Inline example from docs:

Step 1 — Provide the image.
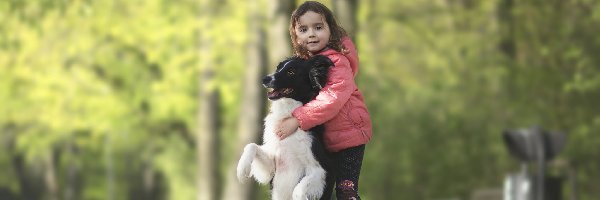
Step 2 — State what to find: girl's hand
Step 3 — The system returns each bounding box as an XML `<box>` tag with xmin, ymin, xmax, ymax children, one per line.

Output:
<box><xmin>276</xmin><ymin>117</ymin><xmax>300</xmax><ymax>140</ymax></box>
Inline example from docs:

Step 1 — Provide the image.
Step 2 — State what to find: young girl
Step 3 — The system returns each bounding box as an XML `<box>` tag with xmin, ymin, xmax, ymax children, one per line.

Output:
<box><xmin>275</xmin><ymin>1</ymin><xmax>372</xmax><ymax>199</ymax></box>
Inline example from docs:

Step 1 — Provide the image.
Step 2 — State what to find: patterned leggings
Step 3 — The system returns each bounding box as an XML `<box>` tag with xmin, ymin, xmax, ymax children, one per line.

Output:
<box><xmin>332</xmin><ymin>144</ymin><xmax>365</xmax><ymax>200</ymax></box>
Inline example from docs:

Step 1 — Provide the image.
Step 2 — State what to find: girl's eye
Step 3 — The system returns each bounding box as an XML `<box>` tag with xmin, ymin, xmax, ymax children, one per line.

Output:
<box><xmin>316</xmin><ymin>26</ymin><xmax>322</xmax><ymax>30</ymax></box>
<box><xmin>299</xmin><ymin>28</ymin><xmax>307</xmax><ymax>32</ymax></box>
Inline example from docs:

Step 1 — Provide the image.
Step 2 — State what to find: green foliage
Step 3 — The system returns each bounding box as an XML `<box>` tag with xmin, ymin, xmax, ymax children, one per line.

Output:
<box><xmin>1</xmin><ymin>0</ymin><xmax>599</xmax><ymax>199</ymax></box>
<box><xmin>357</xmin><ymin>0</ymin><xmax>600</xmax><ymax>199</ymax></box>
<box><xmin>1</xmin><ymin>0</ymin><xmax>201</xmax><ymax>199</ymax></box>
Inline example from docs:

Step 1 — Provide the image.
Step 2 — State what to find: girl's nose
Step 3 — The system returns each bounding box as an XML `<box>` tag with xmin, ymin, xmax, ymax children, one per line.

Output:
<box><xmin>308</xmin><ymin>29</ymin><xmax>315</xmax><ymax>37</ymax></box>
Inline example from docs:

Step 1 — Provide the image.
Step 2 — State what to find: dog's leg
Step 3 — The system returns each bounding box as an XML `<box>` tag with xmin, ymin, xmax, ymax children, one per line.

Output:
<box><xmin>273</xmin><ymin>166</ymin><xmax>303</xmax><ymax>200</ymax></box>
<box><xmin>250</xmin><ymin>145</ymin><xmax>275</xmax><ymax>184</ymax></box>
<box><xmin>236</xmin><ymin>143</ymin><xmax>258</xmax><ymax>183</ymax></box>
<box><xmin>237</xmin><ymin>143</ymin><xmax>276</xmax><ymax>184</ymax></box>
<box><xmin>293</xmin><ymin>165</ymin><xmax>326</xmax><ymax>200</ymax></box>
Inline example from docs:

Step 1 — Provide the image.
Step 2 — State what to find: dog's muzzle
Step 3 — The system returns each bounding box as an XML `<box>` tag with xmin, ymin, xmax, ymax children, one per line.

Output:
<box><xmin>262</xmin><ymin>75</ymin><xmax>275</xmax><ymax>88</ymax></box>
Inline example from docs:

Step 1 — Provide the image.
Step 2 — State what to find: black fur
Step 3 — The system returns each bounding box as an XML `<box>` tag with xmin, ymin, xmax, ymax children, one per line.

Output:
<box><xmin>262</xmin><ymin>55</ymin><xmax>333</xmax><ymax>104</ymax></box>
<box><xmin>262</xmin><ymin>55</ymin><xmax>335</xmax><ymax>200</ymax></box>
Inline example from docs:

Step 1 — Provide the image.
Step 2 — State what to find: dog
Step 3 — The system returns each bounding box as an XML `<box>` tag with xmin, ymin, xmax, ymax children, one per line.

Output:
<box><xmin>236</xmin><ymin>55</ymin><xmax>335</xmax><ymax>200</ymax></box>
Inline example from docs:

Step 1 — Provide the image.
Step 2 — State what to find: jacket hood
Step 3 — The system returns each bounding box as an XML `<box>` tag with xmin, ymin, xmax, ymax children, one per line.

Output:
<box><xmin>319</xmin><ymin>37</ymin><xmax>359</xmax><ymax>77</ymax></box>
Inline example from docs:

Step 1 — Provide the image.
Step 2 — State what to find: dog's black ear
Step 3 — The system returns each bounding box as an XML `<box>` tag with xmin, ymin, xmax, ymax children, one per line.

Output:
<box><xmin>308</xmin><ymin>55</ymin><xmax>333</xmax><ymax>90</ymax></box>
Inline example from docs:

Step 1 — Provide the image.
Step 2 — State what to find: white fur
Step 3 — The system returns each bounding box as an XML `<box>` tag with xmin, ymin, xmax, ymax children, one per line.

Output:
<box><xmin>237</xmin><ymin>98</ymin><xmax>326</xmax><ymax>200</ymax></box>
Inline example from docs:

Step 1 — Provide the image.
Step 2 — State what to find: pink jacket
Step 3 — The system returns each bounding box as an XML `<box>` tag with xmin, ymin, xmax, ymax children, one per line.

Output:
<box><xmin>292</xmin><ymin>37</ymin><xmax>372</xmax><ymax>152</ymax></box>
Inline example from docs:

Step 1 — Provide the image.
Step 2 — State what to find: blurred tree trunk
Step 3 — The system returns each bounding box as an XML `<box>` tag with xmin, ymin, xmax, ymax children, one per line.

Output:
<box><xmin>267</xmin><ymin>0</ymin><xmax>293</xmax><ymax>68</ymax></box>
<box><xmin>7</xmin><ymin>125</ymin><xmax>43</xmax><ymax>200</ymax></box>
<box><xmin>142</xmin><ymin>164</ymin><xmax>155</xmax><ymax>198</ymax></box>
<box><xmin>196</xmin><ymin>67</ymin><xmax>220</xmax><ymax>200</ymax></box>
<box><xmin>13</xmin><ymin>155</ymin><xmax>42</xmax><ymax>199</ymax></box>
<box><xmin>197</xmin><ymin>0</ymin><xmax>220</xmax><ymax>199</ymax></box>
<box><xmin>64</xmin><ymin>143</ymin><xmax>81</xmax><ymax>200</ymax></box>
<box><xmin>222</xmin><ymin>0</ymin><xmax>267</xmax><ymax>199</ymax></box>
<box><xmin>105</xmin><ymin>135</ymin><xmax>115</xmax><ymax>200</ymax></box>
<box><xmin>44</xmin><ymin>150</ymin><xmax>59</xmax><ymax>200</ymax></box>
<box><xmin>333</xmin><ymin>0</ymin><xmax>358</xmax><ymax>40</ymax></box>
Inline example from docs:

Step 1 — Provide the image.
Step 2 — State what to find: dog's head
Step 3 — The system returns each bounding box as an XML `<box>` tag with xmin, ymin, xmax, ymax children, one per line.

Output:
<box><xmin>262</xmin><ymin>55</ymin><xmax>333</xmax><ymax>104</ymax></box>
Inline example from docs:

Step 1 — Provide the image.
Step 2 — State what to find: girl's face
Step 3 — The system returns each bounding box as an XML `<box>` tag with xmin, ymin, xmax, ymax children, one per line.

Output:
<box><xmin>294</xmin><ymin>11</ymin><xmax>331</xmax><ymax>54</ymax></box>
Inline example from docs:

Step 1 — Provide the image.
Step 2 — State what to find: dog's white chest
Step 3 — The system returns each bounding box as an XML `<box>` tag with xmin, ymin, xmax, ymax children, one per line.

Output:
<box><xmin>263</xmin><ymin>98</ymin><xmax>304</xmax><ymax>143</ymax></box>
<box><xmin>263</xmin><ymin>98</ymin><xmax>314</xmax><ymax>166</ymax></box>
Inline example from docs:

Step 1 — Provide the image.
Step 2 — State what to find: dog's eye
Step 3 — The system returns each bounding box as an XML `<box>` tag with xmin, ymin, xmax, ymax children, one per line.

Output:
<box><xmin>287</xmin><ymin>70</ymin><xmax>295</xmax><ymax>76</ymax></box>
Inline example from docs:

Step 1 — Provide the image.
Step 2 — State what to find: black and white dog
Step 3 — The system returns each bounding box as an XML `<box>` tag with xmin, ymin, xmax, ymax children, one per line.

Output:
<box><xmin>236</xmin><ymin>55</ymin><xmax>335</xmax><ymax>200</ymax></box>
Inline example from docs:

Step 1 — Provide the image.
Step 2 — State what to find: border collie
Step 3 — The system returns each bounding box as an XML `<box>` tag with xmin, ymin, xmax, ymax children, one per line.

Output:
<box><xmin>236</xmin><ymin>55</ymin><xmax>334</xmax><ymax>200</ymax></box>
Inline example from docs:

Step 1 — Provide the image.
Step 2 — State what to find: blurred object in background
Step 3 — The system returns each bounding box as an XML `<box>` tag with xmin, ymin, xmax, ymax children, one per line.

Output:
<box><xmin>503</xmin><ymin>126</ymin><xmax>567</xmax><ymax>200</ymax></box>
<box><xmin>504</xmin><ymin>164</ymin><xmax>531</xmax><ymax>200</ymax></box>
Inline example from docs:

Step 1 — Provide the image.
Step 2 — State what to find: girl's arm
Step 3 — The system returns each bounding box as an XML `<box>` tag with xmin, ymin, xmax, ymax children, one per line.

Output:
<box><xmin>292</xmin><ymin>55</ymin><xmax>356</xmax><ymax>130</ymax></box>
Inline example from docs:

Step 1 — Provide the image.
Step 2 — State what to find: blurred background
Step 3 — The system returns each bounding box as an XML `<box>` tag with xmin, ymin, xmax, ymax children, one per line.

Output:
<box><xmin>1</xmin><ymin>0</ymin><xmax>599</xmax><ymax>199</ymax></box>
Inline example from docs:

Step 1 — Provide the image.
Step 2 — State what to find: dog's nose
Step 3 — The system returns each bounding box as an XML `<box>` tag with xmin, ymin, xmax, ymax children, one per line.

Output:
<box><xmin>262</xmin><ymin>75</ymin><xmax>273</xmax><ymax>88</ymax></box>
<box><xmin>262</xmin><ymin>76</ymin><xmax>271</xmax><ymax>85</ymax></box>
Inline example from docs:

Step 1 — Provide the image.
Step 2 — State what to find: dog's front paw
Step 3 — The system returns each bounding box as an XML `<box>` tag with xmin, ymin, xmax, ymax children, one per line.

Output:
<box><xmin>236</xmin><ymin>144</ymin><xmax>257</xmax><ymax>183</ymax></box>
<box><xmin>236</xmin><ymin>162</ymin><xmax>251</xmax><ymax>183</ymax></box>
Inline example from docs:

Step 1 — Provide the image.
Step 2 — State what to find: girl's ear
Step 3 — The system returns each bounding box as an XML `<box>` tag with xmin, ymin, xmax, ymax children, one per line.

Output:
<box><xmin>308</xmin><ymin>55</ymin><xmax>333</xmax><ymax>90</ymax></box>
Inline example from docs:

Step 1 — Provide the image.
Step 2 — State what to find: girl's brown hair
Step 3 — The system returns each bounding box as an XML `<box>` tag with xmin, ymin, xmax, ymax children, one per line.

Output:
<box><xmin>289</xmin><ymin>1</ymin><xmax>347</xmax><ymax>59</ymax></box>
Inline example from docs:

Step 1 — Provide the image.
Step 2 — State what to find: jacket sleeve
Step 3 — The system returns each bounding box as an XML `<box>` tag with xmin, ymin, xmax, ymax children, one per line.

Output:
<box><xmin>292</xmin><ymin>55</ymin><xmax>356</xmax><ymax>130</ymax></box>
